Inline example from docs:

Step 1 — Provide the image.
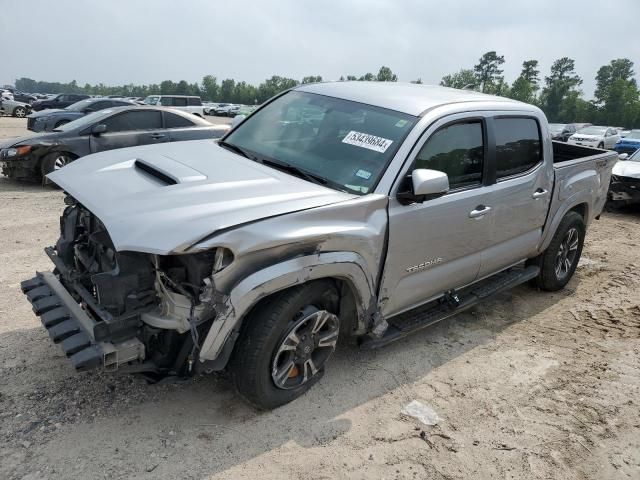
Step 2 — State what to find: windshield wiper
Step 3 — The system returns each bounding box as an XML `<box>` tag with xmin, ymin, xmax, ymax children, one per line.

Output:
<box><xmin>260</xmin><ymin>158</ymin><xmax>334</xmax><ymax>188</ymax></box>
<box><xmin>218</xmin><ymin>140</ymin><xmax>252</xmax><ymax>159</ymax></box>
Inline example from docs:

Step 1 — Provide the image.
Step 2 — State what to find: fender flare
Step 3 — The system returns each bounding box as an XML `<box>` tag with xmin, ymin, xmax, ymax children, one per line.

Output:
<box><xmin>538</xmin><ymin>196</ymin><xmax>591</xmax><ymax>254</ymax></box>
<box><xmin>199</xmin><ymin>251</ymin><xmax>377</xmax><ymax>364</ymax></box>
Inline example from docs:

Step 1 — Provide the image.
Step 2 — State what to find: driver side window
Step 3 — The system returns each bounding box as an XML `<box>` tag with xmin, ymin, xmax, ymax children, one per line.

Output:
<box><xmin>414</xmin><ymin>121</ymin><xmax>484</xmax><ymax>190</ymax></box>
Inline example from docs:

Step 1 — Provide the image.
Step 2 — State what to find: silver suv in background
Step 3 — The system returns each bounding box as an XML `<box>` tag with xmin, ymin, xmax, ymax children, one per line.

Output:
<box><xmin>142</xmin><ymin>95</ymin><xmax>204</xmax><ymax>117</ymax></box>
<box><xmin>22</xmin><ymin>82</ymin><xmax>617</xmax><ymax>410</ymax></box>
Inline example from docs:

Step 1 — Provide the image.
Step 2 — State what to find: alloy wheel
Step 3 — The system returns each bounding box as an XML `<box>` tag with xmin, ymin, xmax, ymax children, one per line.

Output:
<box><xmin>555</xmin><ymin>227</ymin><xmax>579</xmax><ymax>280</ymax></box>
<box><xmin>271</xmin><ymin>307</ymin><xmax>339</xmax><ymax>390</ymax></box>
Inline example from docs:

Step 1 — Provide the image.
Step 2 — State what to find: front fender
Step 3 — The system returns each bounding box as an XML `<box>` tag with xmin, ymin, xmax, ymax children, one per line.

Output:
<box><xmin>199</xmin><ymin>251</ymin><xmax>377</xmax><ymax>363</ymax></box>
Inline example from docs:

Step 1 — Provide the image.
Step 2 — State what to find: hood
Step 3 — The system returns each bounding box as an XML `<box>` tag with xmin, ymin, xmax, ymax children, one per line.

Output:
<box><xmin>613</xmin><ymin>160</ymin><xmax>640</xmax><ymax>180</ymax></box>
<box><xmin>27</xmin><ymin>108</ymin><xmax>65</xmax><ymax>119</ymax></box>
<box><xmin>47</xmin><ymin>140</ymin><xmax>355</xmax><ymax>254</ymax></box>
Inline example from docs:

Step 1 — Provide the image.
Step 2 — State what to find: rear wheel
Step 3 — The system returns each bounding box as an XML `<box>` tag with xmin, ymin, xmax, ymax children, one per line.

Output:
<box><xmin>229</xmin><ymin>280</ymin><xmax>340</xmax><ymax>410</ymax></box>
<box><xmin>13</xmin><ymin>106</ymin><xmax>26</xmax><ymax>118</ymax></box>
<box><xmin>531</xmin><ymin>211</ymin><xmax>585</xmax><ymax>291</ymax></box>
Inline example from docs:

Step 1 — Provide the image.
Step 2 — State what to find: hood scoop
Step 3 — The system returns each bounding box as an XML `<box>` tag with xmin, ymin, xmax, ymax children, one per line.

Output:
<box><xmin>134</xmin><ymin>155</ymin><xmax>207</xmax><ymax>185</ymax></box>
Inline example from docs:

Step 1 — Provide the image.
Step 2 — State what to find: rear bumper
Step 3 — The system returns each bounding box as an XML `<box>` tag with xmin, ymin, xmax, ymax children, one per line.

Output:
<box><xmin>21</xmin><ymin>270</ymin><xmax>145</xmax><ymax>372</ymax></box>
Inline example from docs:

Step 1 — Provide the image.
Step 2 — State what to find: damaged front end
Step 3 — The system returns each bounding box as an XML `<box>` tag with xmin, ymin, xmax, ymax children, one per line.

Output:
<box><xmin>608</xmin><ymin>174</ymin><xmax>640</xmax><ymax>205</ymax></box>
<box><xmin>22</xmin><ymin>197</ymin><xmax>223</xmax><ymax>375</ymax></box>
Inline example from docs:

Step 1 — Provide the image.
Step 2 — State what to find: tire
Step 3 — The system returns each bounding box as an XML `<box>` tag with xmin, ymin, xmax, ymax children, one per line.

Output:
<box><xmin>54</xmin><ymin>120</ymin><xmax>69</xmax><ymax>129</ymax></box>
<box><xmin>598</xmin><ymin>142</ymin><xmax>604</xmax><ymax>149</ymax></box>
<box><xmin>13</xmin><ymin>106</ymin><xmax>26</xmax><ymax>118</ymax></box>
<box><xmin>40</xmin><ymin>152</ymin><xmax>75</xmax><ymax>179</ymax></box>
<box><xmin>229</xmin><ymin>280</ymin><xmax>340</xmax><ymax>410</ymax></box>
<box><xmin>531</xmin><ymin>211</ymin><xmax>585</xmax><ymax>291</ymax></box>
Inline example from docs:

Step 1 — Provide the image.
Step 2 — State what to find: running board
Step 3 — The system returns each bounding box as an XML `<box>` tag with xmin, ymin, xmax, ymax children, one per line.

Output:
<box><xmin>360</xmin><ymin>265</ymin><xmax>540</xmax><ymax>349</ymax></box>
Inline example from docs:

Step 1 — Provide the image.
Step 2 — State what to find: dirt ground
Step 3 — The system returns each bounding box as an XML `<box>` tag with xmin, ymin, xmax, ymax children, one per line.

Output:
<box><xmin>0</xmin><ymin>115</ymin><xmax>638</xmax><ymax>480</ymax></box>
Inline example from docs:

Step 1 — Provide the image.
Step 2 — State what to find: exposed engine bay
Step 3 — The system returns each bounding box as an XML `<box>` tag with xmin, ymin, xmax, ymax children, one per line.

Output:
<box><xmin>24</xmin><ymin>197</ymin><xmax>222</xmax><ymax>376</ymax></box>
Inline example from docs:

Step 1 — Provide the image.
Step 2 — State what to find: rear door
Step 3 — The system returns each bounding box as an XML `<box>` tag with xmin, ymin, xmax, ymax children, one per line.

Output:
<box><xmin>477</xmin><ymin>115</ymin><xmax>552</xmax><ymax>278</ymax></box>
<box><xmin>164</xmin><ymin>111</ymin><xmax>213</xmax><ymax>141</ymax></box>
<box><xmin>89</xmin><ymin>110</ymin><xmax>168</xmax><ymax>153</ymax></box>
<box><xmin>380</xmin><ymin>115</ymin><xmax>495</xmax><ymax>317</ymax></box>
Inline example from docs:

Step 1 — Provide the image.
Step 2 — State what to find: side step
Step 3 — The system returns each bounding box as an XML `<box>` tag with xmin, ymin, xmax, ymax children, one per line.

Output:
<box><xmin>360</xmin><ymin>265</ymin><xmax>540</xmax><ymax>349</ymax></box>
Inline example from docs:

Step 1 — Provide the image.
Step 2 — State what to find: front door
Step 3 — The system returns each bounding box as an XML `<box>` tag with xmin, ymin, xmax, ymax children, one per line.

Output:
<box><xmin>380</xmin><ymin>117</ymin><xmax>495</xmax><ymax>318</ymax></box>
<box><xmin>90</xmin><ymin>110</ymin><xmax>169</xmax><ymax>153</ymax></box>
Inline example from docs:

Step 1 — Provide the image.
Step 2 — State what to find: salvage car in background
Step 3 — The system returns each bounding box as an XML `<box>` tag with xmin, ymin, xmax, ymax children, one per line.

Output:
<box><xmin>549</xmin><ymin>123</ymin><xmax>577</xmax><ymax>142</ymax></box>
<box><xmin>0</xmin><ymin>98</ymin><xmax>31</xmax><ymax>117</ymax></box>
<box><xmin>31</xmin><ymin>93</ymin><xmax>91</xmax><ymax>111</ymax></box>
<box><xmin>613</xmin><ymin>129</ymin><xmax>640</xmax><ymax>155</ymax></box>
<box><xmin>609</xmin><ymin>149</ymin><xmax>640</xmax><ymax>205</ymax></box>
<box><xmin>27</xmin><ymin>98</ymin><xmax>136</xmax><ymax>132</ymax></box>
<box><xmin>0</xmin><ymin>106</ymin><xmax>229</xmax><ymax>182</ymax></box>
<box><xmin>567</xmin><ymin>126</ymin><xmax>620</xmax><ymax>149</ymax></box>
<box><xmin>20</xmin><ymin>82</ymin><xmax>617</xmax><ymax>409</ymax></box>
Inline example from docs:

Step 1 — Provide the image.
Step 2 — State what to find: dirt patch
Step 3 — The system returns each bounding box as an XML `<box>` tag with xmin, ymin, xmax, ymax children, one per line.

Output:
<box><xmin>0</xmin><ymin>117</ymin><xmax>638</xmax><ymax>479</ymax></box>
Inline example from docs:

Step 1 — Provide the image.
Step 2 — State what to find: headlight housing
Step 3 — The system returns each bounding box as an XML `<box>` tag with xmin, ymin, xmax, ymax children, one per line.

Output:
<box><xmin>2</xmin><ymin>145</ymin><xmax>32</xmax><ymax>159</ymax></box>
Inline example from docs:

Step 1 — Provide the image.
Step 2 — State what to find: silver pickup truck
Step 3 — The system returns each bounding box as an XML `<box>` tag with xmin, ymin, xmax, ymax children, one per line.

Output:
<box><xmin>22</xmin><ymin>82</ymin><xmax>617</xmax><ymax>409</ymax></box>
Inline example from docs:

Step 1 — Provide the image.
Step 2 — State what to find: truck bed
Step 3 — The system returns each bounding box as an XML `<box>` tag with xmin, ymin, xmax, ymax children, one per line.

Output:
<box><xmin>552</xmin><ymin>140</ymin><xmax>611</xmax><ymax>165</ymax></box>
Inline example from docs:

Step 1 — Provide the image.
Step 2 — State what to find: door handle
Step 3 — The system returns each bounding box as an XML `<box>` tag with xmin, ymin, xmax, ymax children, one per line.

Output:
<box><xmin>469</xmin><ymin>205</ymin><xmax>492</xmax><ymax>218</ymax></box>
<box><xmin>150</xmin><ymin>133</ymin><xmax>166</xmax><ymax>139</ymax></box>
<box><xmin>532</xmin><ymin>188</ymin><xmax>548</xmax><ymax>199</ymax></box>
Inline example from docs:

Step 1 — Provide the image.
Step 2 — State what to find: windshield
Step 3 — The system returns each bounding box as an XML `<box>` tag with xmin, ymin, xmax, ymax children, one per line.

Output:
<box><xmin>578</xmin><ymin>126</ymin><xmax>606</xmax><ymax>135</ymax></box>
<box><xmin>66</xmin><ymin>99</ymin><xmax>95</xmax><ymax>112</ymax></box>
<box><xmin>54</xmin><ymin>110</ymin><xmax>113</xmax><ymax>132</ymax></box>
<box><xmin>143</xmin><ymin>96</ymin><xmax>160</xmax><ymax>105</ymax></box>
<box><xmin>549</xmin><ymin>123</ymin><xmax>565</xmax><ymax>133</ymax></box>
<box><xmin>223</xmin><ymin>91</ymin><xmax>417</xmax><ymax>194</ymax></box>
<box><xmin>625</xmin><ymin>130</ymin><xmax>640</xmax><ymax>140</ymax></box>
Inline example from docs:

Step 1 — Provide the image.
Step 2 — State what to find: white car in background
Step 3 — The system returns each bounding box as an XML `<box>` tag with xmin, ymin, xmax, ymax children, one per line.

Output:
<box><xmin>142</xmin><ymin>95</ymin><xmax>204</xmax><ymax>117</ymax></box>
<box><xmin>567</xmin><ymin>126</ymin><xmax>620</xmax><ymax>150</ymax></box>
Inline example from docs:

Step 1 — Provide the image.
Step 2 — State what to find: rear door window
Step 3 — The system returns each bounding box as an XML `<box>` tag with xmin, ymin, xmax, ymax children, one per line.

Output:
<box><xmin>494</xmin><ymin>118</ymin><xmax>542</xmax><ymax>179</ymax></box>
<box><xmin>164</xmin><ymin>112</ymin><xmax>196</xmax><ymax>128</ymax></box>
<box><xmin>102</xmin><ymin>110</ymin><xmax>163</xmax><ymax>132</ymax></box>
<box><xmin>187</xmin><ymin>97</ymin><xmax>202</xmax><ymax>106</ymax></box>
<box><xmin>414</xmin><ymin>121</ymin><xmax>484</xmax><ymax>190</ymax></box>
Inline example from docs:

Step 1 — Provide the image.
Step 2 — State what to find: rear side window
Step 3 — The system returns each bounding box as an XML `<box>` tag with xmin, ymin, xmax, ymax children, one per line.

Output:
<box><xmin>164</xmin><ymin>112</ymin><xmax>195</xmax><ymax>128</ymax></box>
<box><xmin>187</xmin><ymin>97</ymin><xmax>202</xmax><ymax>106</ymax></box>
<box><xmin>102</xmin><ymin>110</ymin><xmax>163</xmax><ymax>132</ymax></box>
<box><xmin>414</xmin><ymin>121</ymin><xmax>484</xmax><ymax>189</ymax></box>
<box><xmin>495</xmin><ymin>118</ymin><xmax>542</xmax><ymax>178</ymax></box>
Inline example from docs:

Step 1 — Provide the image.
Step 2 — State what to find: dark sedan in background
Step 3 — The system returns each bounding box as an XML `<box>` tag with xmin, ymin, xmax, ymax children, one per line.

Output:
<box><xmin>27</xmin><ymin>98</ymin><xmax>136</xmax><ymax>132</ymax></box>
<box><xmin>549</xmin><ymin>123</ymin><xmax>591</xmax><ymax>142</ymax></box>
<box><xmin>0</xmin><ymin>106</ymin><xmax>230</xmax><ymax>182</ymax></box>
<box><xmin>31</xmin><ymin>93</ymin><xmax>91</xmax><ymax>111</ymax></box>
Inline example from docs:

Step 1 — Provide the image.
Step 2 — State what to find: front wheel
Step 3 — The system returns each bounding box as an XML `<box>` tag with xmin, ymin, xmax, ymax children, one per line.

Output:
<box><xmin>530</xmin><ymin>211</ymin><xmax>585</xmax><ymax>291</ymax></box>
<box><xmin>40</xmin><ymin>152</ymin><xmax>74</xmax><ymax>179</ymax></box>
<box><xmin>597</xmin><ymin>142</ymin><xmax>604</xmax><ymax>149</ymax></box>
<box><xmin>13</xmin><ymin>106</ymin><xmax>27</xmax><ymax>118</ymax></box>
<box><xmin>229</xmin><ymin>280</ymin><xmax>340</xmax><ymax>410</ymax></box>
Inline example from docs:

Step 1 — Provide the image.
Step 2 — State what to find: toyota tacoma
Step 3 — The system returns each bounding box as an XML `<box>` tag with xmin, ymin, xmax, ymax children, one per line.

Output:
<box><xmin>22</xmin><ymin>82</ymin><xmax>617</xmax><ymax>409</ymax></box>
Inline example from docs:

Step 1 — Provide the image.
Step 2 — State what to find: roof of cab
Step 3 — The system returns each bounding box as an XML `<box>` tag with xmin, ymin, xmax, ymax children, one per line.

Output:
<box><xmin>295</xmin><ymin>81</ymin><xmax>523</xmax><ymax>117</ymax></box>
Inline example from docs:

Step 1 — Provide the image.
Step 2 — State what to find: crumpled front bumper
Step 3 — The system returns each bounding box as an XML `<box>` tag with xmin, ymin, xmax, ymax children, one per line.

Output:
<box><xmin>21</xmin><ymin>271</ymin><xmax>145</xmax><ymax>372</ymax></box>
<box><xmin>608</xmin><ymin>177</ymin><xmax>640</xmax><ymax>204</ymax></box>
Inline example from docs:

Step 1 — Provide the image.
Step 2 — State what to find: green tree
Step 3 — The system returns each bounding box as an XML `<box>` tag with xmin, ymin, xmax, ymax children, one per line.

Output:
<box><xmin>539</xmin><ymin>57</ymin><xmax>583</xmax><ymax>122</ymax></box>
<box><xmin>376</xmin><ymin>66</ymin><xmax>398</xmax><ymax>82</ymax></box>
<box><xmin>473</xmin><ymin>51</ymin><xmax>505</xmax><ymax>93</ymax></box>
<box><xmin>593</xmin><ymin>59</ymin><xmax>639</xmax><ymax>126</ymax></box>
<box><xmin>201</xmin><ymin>75</ymin><xmax>219</xmax><ymax>101</ymax></box>
<box><xmin>160</xmin><ymin>80</ymin><xmax>177</xmax><ymax>95</ymax></box>
<box><xmin>440</xmin><ymin>69</ymin><xmax>477</xmax><ymax>89</ymax></box>
<box><xmin>219</xmin><ymin>79</ymin><xmax>236</xmax><ymax>102</ymax></box>
<box><xmin>358</xmin><ymin>73</ymin><xmax>376</xmax><ymax>81</ymax></box>
<box><xmin>411</xmin><ymin>78</ymin><xmax>423</xmax><ymax>84</ymax></box>
<box><xmin>509</xmin><ymin>60</ymin><xmax>540</xmax><ymax>103</ymax></box>
<box><xmin>301</xmin><ymin>75</ymin><xmax>323</xmax><ymax>84</ymax></box>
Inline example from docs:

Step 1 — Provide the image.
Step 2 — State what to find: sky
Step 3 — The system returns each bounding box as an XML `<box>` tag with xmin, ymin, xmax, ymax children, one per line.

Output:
<box><xmin>1</xmin><ymin>0</ymin><xmax>639</xmax><ymax>99</ymax></box>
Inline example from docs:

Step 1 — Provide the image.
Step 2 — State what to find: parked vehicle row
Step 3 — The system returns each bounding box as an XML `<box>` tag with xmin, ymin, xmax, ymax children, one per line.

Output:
<box><xmin>1</xmin><ymin>106</ymin><xmax>229</xmax><ymax>182</ymax></box>
<box><xmin>27</xmin><ymin>98</ymin><xmax>136</xmax><ymax>132</ymax></box>
<box><xmin>17</xmin><ymin>82</ymin><xmax>617</xmax><ymax>409</ymax></box>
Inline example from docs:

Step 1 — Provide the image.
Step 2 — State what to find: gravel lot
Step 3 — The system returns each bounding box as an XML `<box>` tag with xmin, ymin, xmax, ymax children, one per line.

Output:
<box><xmin>0</xmin><ymin>115</ymin><xmax>638</xmax><ymax>480</ymax></box>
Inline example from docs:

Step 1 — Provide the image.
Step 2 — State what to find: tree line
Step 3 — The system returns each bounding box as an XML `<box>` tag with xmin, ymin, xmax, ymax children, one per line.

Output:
<box><xmin>14</xmin><ymin>56</ymin><xmax>639</xmax><ymax>127</ymax></box>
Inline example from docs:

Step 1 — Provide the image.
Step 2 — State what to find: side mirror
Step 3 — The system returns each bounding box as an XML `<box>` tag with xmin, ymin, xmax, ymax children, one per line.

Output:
<box><xmin>231</xmin><ymin>114</ymin><xmax>246</xmax><ymax>129</ymax></box>
<box><xmin>91</xmin><ymin>124</ymin><xmax>107</xmax><ymax>136</ymax></box>
<box><xmin>398</xmin><ymin>169</ymin><xmax>449</xmax><ymax>204</ymax></box>
<box><xmin>618</xmin><ymin>153</ymin><xmax>629</xmax><ymax>161</ymax></box>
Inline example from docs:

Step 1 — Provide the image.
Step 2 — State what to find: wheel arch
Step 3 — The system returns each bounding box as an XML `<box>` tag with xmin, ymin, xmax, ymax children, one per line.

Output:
<box><xmin>538</xmin><ymin>199</ymin><xmax>590</xmax><ymax>254</ymax></box>
<box><xmin>198</xmin><ymin>252</ymin><xmax>377</xmax><ymax>369</ymax></box>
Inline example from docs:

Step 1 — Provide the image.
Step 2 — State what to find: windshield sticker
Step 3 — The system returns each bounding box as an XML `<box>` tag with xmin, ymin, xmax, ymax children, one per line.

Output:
<box><xmin>395</xmin><ymin>119</ymin><xmax>408</xmax><ymax>128</ymax></box>
<box><xmin>355</xmin><ymin>169</ymin><xmax>372</xmax><ymax>180</ymax></box>
<box><xmin>342</xmin><ymin>131</ymin><xmax>393</xmax><ymax>153</ymax></box>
